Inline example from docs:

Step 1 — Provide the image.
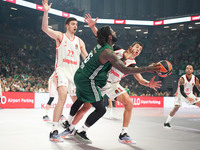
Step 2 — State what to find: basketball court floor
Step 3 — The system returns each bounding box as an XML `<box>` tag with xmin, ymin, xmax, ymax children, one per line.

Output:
<box><xmin>0</xmin><ymin>107</ymin><xmax>200</xmax><ymax>150</ymax></box>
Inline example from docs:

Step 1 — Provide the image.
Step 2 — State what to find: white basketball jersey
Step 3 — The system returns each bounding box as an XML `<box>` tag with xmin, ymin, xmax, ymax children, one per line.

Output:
<box><xmin>176</xmin><ymin>74</ymin><xmax>196</xmax><ymax>96</ymax></box>
<box><xmin>107</xmin><ymin>49</ymin><xmax>136</xmax><ymax>82</ymax></box>
<box><xmin>0</xmin><ymin>78</ymin><xmax>2</xmax><ymax>97</ymax></box>
<box><xmin>55</xmin><ymin>34</ymin><xmax>81</xmax><ymax>82</ymax></box>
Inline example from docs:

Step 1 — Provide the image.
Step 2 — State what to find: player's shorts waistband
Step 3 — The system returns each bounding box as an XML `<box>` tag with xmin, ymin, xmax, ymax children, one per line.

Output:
<box><xmin>107</xmin><ymin>80</ymin><xmax>120</xmax><ymax>83</ymax></box>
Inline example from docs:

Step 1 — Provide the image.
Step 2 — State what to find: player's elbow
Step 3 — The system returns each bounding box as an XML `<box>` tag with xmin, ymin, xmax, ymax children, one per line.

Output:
<box><xmin>41</xmin><ymin>25</ymin><xmax>48</xmax><ymax>32</ymax></box>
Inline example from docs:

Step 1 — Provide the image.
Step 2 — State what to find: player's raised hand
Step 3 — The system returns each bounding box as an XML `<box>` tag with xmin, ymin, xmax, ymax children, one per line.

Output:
<box><xmin>84</xmin><ymin>14</ymin><xmax>98</xmax><ymax>27</ymax></box>
<box><xmin>42</xmin><ymin>0</ymin><xmax>52</xmax><ymax>12</ymax></box>
<box><xmin>149</xmin><ymin>76</ymin><xmax>162</xmax><ymax>91</ymax></box>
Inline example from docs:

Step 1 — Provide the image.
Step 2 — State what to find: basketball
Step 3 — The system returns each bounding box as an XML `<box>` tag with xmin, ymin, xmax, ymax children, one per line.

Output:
<box><xmin>156</xmin><ymin>60</ymin><xmax>173</xmax><ymax>77</ymax></box>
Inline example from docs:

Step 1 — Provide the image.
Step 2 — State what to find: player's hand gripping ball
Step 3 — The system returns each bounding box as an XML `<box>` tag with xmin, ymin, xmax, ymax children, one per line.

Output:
<box><xmin>156</xmin><ymin>60</ymin><xmax>172</xmax><ymax>77</ymax></box>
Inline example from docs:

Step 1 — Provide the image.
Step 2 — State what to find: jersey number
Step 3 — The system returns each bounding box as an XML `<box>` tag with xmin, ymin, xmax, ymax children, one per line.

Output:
<box><xmin>67</xmin><ymin>50</ymin><xmax>74</xmax><ymax>57</ymax></box>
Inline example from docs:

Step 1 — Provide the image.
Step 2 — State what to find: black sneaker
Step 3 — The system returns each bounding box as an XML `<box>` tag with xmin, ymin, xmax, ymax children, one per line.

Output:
<box><xmin>49</xmin><ymin>130</ymin><xmax>64</xmax><ymax>142</ymax></box>
<box><xmin>74</xmin><ymin>131</ymin><xmax>92</xmax><ymax>144</ymax></box>
<box><xmin>61</xmin><ymin>120</ymin><xmax>70</xmax><ymax>129</ymax></box>
<box><xmin>163</xmin><ymin>122</ymin><xmax>172</xmax><ymax>129</ymax></box>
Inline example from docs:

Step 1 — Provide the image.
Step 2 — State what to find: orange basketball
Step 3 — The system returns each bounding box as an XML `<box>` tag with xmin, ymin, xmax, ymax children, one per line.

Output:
<box><xmin>156</xmin><ymin>60</ymin><xmax>172</xmax><ymax>77</ymax></box>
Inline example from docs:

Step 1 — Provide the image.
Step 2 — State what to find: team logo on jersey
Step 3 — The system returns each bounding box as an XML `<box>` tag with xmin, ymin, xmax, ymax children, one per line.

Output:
<box><xmin>75</xmin><ymin>44</ymin><xmax>79</xmax><ymax>50</ymax></box>
<box><xmin>124</xmin><ymin>62</ymin><xmax>126</xmax><ymax>65</ymax></box>
<box><xmin>192</xmin><ymin>83</ymin><xmax>194</xmax><ymax>85</ymax></box>
<box><xmin>115</xmin><ymin>90</ymin><xmax>119</xmax><ymax>94</ymax></box>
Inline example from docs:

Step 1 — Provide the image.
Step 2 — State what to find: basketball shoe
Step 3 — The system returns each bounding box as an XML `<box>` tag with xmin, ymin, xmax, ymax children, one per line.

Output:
<box><xmin>59</xmin><ymin>127</ymin><xmax>76</xmax><ymax>138</ymax></box>
<box><xmin>61</xmin><ymin>120</ymin><xmax>70</xmax><ymax>129</ymax></box>
<box><xmin>59</xmin><ymin>115</ymin><xmax>66</xmax><ymax>121</ymax></box>
<box><xmin>49</xmin><ymin>130</ymin><xmax>64</xmax><ymax>142</ymax></box>
<box><xmin>43</xmin><ymin>115</ymin><xmax>51</xmax><ymax>122</ymax></box>
<box><xmin>74</xmin><ymin>131</ymin><xmax>92</xmax><ymax>144</ymax></box>
<box><xmin>118</xmin><ymin>133</ymin><xmax>136</xmax><ymax>144</ymax></box>
<box><xmin>163</xmin><ymin>122</ymin><xmax>172</xmax><ymax>129</ymax></box>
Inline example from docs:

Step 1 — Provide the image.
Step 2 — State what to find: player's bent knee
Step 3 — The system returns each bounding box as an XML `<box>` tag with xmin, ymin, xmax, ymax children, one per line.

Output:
<box><xmin>81</xmin><ymin>103</ymin><xmax>92</xmax><ymax>113</ymax></box>
<box><xmin>96</xmin><ymin>106</ymin><xmax>106</xmax><ymax>116</ymax></box>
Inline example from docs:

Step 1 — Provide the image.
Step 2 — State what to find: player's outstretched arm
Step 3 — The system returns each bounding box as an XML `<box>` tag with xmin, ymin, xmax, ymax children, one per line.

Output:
<box><xmin>79</xmin><ymin>38</ymin><xmax>88</xmax><ymax>60</ymax></box>
<box><xmin>42</xmin><ymin>0</ymin><xmax>62</xmax><ymax>42</ymax></box>
<box><xmin>134</xmin><ymin>72</ymin><xmax>162</xmax><ymax>91</ymax></box>
<box><xmin>85</xmin><ymin>14</ymin><xmax>98</xmax><ymax>37</ymax></box>
<box><xmin>99</xmin><ymin>49</ymin><xmax>160</xmax><ymax>74</ymax></box>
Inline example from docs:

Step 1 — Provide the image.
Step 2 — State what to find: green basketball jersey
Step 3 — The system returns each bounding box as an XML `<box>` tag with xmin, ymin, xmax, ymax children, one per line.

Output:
<box><xmin>74</xmin><ymin>43</ymin><xmax>113</xmax><ymax>103</ymax></box>
<box><xmin>76</xmin><ymin>43</ymin><xmax>113</xmax><ymax>88</ymax></box>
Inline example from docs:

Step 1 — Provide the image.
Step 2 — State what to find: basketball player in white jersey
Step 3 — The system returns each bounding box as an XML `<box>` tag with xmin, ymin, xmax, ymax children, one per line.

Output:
<box><xmin>100</xmin><ymin>42</ymin><xmax>161</xmax><ymax>144</ymax></box>
<box><xmin>42</xmin><ymin>0</ymin><xmax>91</xmax><ymax>142</ymax></box>
<box><xmin>59</xmin><ymin>14</ymin><xmax>162</xmax><ymax>144</ymax></box>
<box><xmin>43</xmin><ymin>72</ymin><xmax>66</xmax><ymax>122</ymax></box>
<box><xmin>164</xmin><ymin>65</ymin><xmax>200</xmax><ymax>129</ymax></box>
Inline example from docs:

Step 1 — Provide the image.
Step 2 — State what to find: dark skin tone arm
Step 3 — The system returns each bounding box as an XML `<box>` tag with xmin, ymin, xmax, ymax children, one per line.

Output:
<box><xmin>99</xmin><ymin>48</ymin><xmax>159</xmax><ymax>74</ymax></box>
<box><xmin>195</xmin><ymin>77</ymin><xmax>200</xmax><ymax>92</ymax></box>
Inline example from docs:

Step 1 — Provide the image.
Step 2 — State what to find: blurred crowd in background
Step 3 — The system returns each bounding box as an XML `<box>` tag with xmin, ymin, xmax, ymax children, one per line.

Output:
<box><xmin>0</xmin><ymin>0</ymin><xmax>200</xmax><ymax>97</ymax></box>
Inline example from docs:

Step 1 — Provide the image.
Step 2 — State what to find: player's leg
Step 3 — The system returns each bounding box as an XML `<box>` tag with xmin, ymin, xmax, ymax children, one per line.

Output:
<box><xmin>164</xmin><ymin>105</ymin><xmax>180</xmax><ymax>129</ymax></box>
<box><xmin>116</xmin><ymin>92</ymin><xmax>135</xmax><ymax>144</ymax></box>
<box><xmin>74</xmin><ymin>100</ymin><xmax>106</xmax><ymax>143</ymax></box>
<box><xmin>60</xmin><ymin>96</ymin><xmax>91</xmax><ymax>134</ymax></box>
<box><xmin>49</xmin><ymin>72</ymin><xmax>68</xmax><ymax>142</ymax></box>
<box><xmin>61</xmin><ymin>82</ymin><xmax>92</xmax><ymax>129</ymax></box>
<box><xmin>43</xmin><ymin>72</ymin><xmax>56</xmax><ymax>121</ymax></box>
<box><xmin>43</xmin><ymin>97</ymin><xmax>54</xmax><ymax>121</ymax></box>
<box><xmin>59</xmin><ymin>98</ymin><xmax>85</xmax><ymax>138</ymax></box>
<box><xmin>108</xmin><ymin>98</ymin><xmax>114</xmax><ymax>117</ymax></box>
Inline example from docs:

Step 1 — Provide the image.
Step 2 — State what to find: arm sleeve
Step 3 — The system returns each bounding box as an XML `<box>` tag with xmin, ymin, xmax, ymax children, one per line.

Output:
<box><xmin>180</xmin><ymin>85</ymin><xmax>187</xmax><ymax>98</ymax></box>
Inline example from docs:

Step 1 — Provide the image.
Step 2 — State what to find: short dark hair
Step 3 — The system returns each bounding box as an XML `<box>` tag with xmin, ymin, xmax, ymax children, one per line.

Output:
<box><xmin>131</xmin><ymin>41</ymin><xmax>143</xmax><ymax>48</ymax></box>
<box><xmin>97</xmin><ymin>26</ymin><xmax>112</xmax><ymax>46</ymax></box>
<box><xmin>65</xmin><ymin>17</ymin><xmax>77</xmax><ymax>25</ymax></box>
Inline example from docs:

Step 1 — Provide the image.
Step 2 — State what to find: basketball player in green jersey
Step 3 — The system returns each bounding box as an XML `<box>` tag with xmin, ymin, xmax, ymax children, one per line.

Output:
<box><xmin>62</xmin><ymin>26</ymin><xmax>160</xmax><ymax>143</ymax></box>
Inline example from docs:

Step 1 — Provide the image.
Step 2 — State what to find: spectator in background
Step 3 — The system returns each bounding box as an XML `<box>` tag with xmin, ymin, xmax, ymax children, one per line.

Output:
<box><xmin>124</xmin><ymin>85</ymin><xmax>130</xmax><ymax>95</ymax></box>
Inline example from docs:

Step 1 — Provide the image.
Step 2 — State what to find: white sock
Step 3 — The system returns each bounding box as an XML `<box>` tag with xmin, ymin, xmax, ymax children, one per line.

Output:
<box><xmin>69</xmin><ymin>124</ymin><xmax>75</xmax><ymax>131</ymax></box>
<box><xmin>78</xmin><ymin>124</ymin><xmax>89</xmax><ymax>133</ymax></box>
<box><xmin>165</xmin><ymin>115</ymin><xmax>173</xmax><ymax>123</ymax></box>
<box><xmin>45</xmin><ymin>109</ymin><xmax>49</xmax><ymax>116</ymax></box>
<box><xmin>52</xmin><ymin>122</ymin><xmax>59</xmax><ymax>132</ymax></box>
<box><xmin>109</xmin><ymin>107</ymin><xmax>113</xmax><ymax>115</ymax></box>
<box><xmin>68</xmin><ymin>115</ymin><xmax>74</xmax><ymax>124</ymax></box>
<box><xmin>121</xmin><ymin>127</ymin><xmax>128</xmax><ymax>135</ymax></box>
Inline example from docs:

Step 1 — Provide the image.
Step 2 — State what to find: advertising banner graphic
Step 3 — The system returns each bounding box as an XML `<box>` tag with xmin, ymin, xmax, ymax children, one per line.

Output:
<box><xmin>115</xmin><ymin>96</ymin><xmax>164</xmax><ymax>108</ymax></box>
<box><xmin>0</xmin><ymin>92</ymin><xmax>35</xmax><ymax>108</ymax></box>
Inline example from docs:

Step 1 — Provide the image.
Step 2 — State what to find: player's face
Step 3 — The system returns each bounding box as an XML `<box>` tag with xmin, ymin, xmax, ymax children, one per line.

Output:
<box><xmin>185</xmin><ymin>65</ymin><xmax>193</xmax><ymax>75</ymax></box>
<box><xmin>129</xmin><ymin>44</ymin><xmax>143</xmax><ymax>57</ymax></box>
<box><xmin>66</xmin><ymin>21</ymin><xmax>78</xmax><ymax>34</ymax></box>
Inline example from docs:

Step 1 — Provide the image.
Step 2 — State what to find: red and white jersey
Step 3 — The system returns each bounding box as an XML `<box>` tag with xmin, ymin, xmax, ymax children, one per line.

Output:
<box><xmin>176</xmin><ymin>74</ymin><xmax>196</xmax><ymax>96</ymax></box>
<box><xmin>107</xmin><ymin>49</ymin><xmax>136</xmax><ymax>83</ymax></box>
<box><xmin>0</xmin><ymin>78</ymin><xmax>2</xmax><ymax>97</ymax></box>
<box><xmin>55</xmin><ymin>34</ymin><xmax>81</xmax><ymax>82</ymax></box>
